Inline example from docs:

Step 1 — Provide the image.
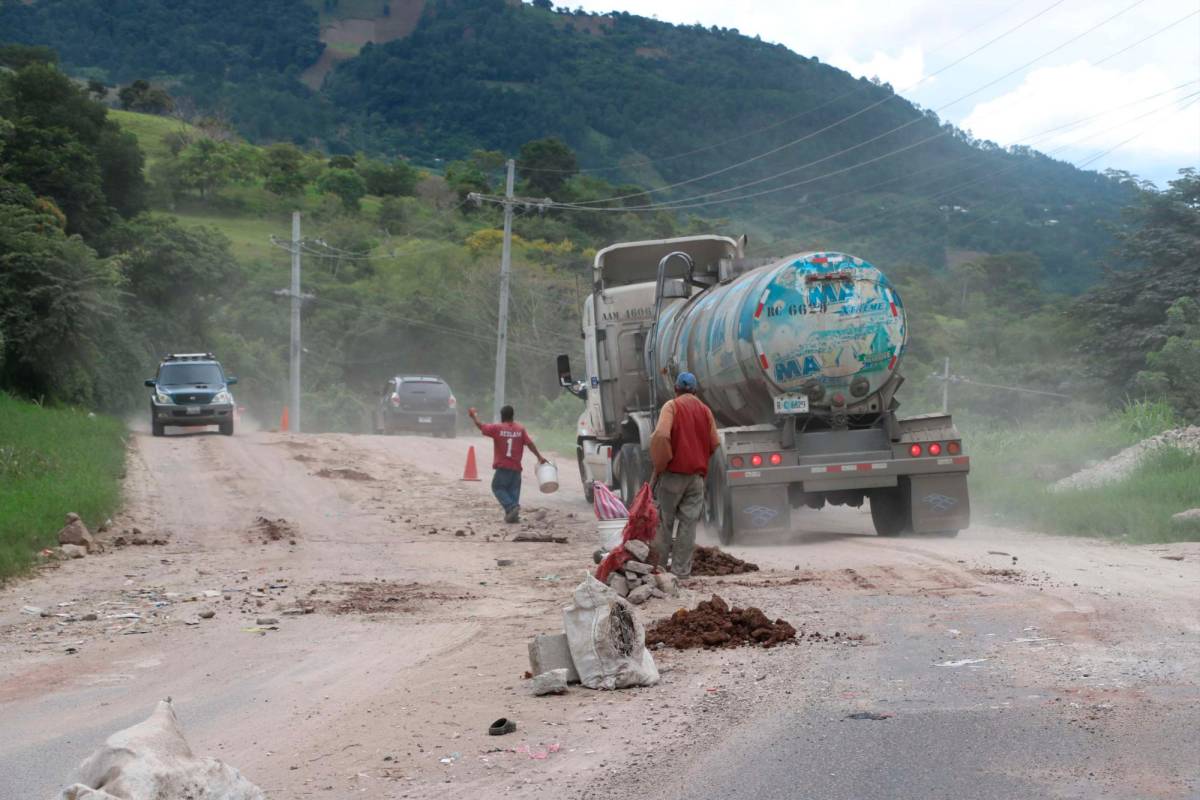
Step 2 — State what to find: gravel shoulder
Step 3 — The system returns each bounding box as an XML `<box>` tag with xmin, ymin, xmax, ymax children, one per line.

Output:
<box><xmin>1</xmin><ymin>430</ymin><xmax>1196</xmax><ymax>799</ymax></box>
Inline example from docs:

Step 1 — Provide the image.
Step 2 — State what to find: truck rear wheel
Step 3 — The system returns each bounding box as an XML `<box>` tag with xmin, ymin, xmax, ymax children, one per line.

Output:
<box><xmin>705</xmin><ymin>460</ymin><xmax>735</xmax><ymax>545</ymax></box>
<box><xmin>617</xmin><ymin>443</ymin><xmax>648</xmax><ymax>508</ymax></box>
<box><xmin>869</xmin><ymin>485</ymin><xmax>911</xmax><ymax>536</ymax></box>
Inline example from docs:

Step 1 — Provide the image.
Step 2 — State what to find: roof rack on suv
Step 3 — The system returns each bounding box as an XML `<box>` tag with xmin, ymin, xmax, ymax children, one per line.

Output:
<box><xmin>163</xmin><ymin>353</ymin><xmax>217</xmax><ymax>362</ymax></box>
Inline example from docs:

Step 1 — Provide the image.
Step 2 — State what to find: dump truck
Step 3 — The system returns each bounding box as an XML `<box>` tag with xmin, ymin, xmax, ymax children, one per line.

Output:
<box><xmin>556</xmin><ymin>235</ymin><xmax>969</xmax><ymax>542</ymax></box>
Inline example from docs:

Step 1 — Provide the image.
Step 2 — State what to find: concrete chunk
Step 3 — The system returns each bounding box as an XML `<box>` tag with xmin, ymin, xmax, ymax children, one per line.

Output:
<box><xmin>653</xmin><ymin>572</ymin><xmax>679</xmax><ymax>597</ymax></box>
<box><xmin>607</xmin><ymin>573</ymin><xmax>629</xmax><ymax>598</ymax></box>
<box><xmin>625</xmin><ymin>560</ymin><xmax>653</xmax><ymax>575</ymax></box>
<box><xmin>625</xmin><ymin>540</ymin><xmax>650</xmax><ymax>561</ymax></box>
<box><xmin>527</xmin><ymin>632</ymin><xmax>580</xmax><ymax>683</ymax></box>
<box><xmin>627</xmin><ymin>585</ymin><xmax>654</xmax><ymax>605</ymax></box>
<box><xmin>530</xmin><ymin>668</ymin><xmax>569</xmax><ymax>696</ymax></box>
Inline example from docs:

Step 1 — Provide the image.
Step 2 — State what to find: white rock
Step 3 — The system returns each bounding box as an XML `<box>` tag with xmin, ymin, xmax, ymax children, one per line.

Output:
<box><xmin>530</xmin><ymin>668</ymin><xmax>569</xmax><ymax>696</ymax></box>
<box><xmin>61</xmin><ymin>544</ymin><xmax>87</xmax><ymax>559</ymax></box>
<box><xmin>625</xmin><ymin>540</ymin><xmax>650</xmax><ymax>561</ymax></box>
<box><xmin>627</xmin><ymin>585</ymin><xmax>654</xmax><ymax>605</ymax></box>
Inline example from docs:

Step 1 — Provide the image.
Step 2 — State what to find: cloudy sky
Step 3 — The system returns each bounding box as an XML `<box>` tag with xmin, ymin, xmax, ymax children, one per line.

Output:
<box><xmin>571</xmin><ymin>0</ymin><xmax>1200</xmax><ymax>187</ymax></box>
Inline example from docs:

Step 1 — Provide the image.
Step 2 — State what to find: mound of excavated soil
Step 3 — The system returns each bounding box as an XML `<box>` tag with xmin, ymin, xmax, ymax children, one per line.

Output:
<box><xmin>252</xmin><ymin>516</ymin><xmax>294</xmax><ymax>543</ymax></box>
<box><xmin>645</xmin><ymin>595</ymin><xmax>796</xmax><ymax>650</ymax></box>
<box><xmin>691</xmin><ymin>546</ymin><xmax>759</xmax><ymax>576</ymax></box>
<box><xmin>321</xmin><ymin>581</ymin><xmax>477</xmax><ymax>615</ymax></box>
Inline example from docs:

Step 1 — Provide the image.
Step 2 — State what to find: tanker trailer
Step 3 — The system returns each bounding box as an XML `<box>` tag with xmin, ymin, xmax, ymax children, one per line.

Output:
<box><xmin>556</xmin><ymin>235</ymin><xmax>969</xmax><ymax>542</ymax></box>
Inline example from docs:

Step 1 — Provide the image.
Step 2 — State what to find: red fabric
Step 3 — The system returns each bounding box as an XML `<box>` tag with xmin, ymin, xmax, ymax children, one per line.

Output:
<box><xmin>594</xmin><ymin>483</ymin><xmax>659</xmax><ymax>583</ymax></box>
<box><xmin>667</xmin><ymin>394</ymin><xmax>716</xmax><ymax>477</ymax></box>
<box><xmin>480</xmin><ymin>422</ymin><xmax>531</xmax><ymax>471</ymax></box>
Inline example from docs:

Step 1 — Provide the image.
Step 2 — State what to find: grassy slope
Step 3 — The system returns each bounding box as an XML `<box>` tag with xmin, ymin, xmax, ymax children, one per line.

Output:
<box><xmin>109</xmin><ymin>109</ymin><xmax>195</xmax><ymax>168</ymax></box>
<box><xmin>0</xmin><ymin>393</ymin><xmax>127</xmax><ymax>580</ymax></box>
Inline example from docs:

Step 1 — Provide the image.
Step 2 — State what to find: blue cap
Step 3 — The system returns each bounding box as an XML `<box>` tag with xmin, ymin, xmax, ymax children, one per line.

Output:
<box><xmin>675</xmin><ymin>372</ymin><xmax>698</xmax><ymax>392</ymax></box>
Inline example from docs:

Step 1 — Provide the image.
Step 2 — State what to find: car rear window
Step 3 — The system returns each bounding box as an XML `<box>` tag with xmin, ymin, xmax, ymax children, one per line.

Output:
<box><xmin>397</xmin><ymin>379</ymin><xmax>450</xmax><ymax>397</ymax></box>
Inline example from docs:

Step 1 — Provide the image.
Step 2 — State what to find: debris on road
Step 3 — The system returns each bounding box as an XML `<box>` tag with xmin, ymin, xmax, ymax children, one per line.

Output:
<box><xmin>691</xmin><ymin>546</ymin><xmax>759</xmax><ymax>576</ymax></box>
<box><xmin>934</xmin><ymin>658</ymin><xmax>989</xmax><ymax>667</ymax></box>
<box><xmin>488</xmin><ymin>718</ymin><xmax>517</xmax><ymax>736</ymax></box>
<box><xmin>57</xmin><ymin>512</ymin><xmax>98</xmax><ymax>553</ymax></box>
<box><xmin>251</xmin><ymin>516</ymin><xmax>295</xmax><ymax>543</ymax></box>
<box><xmin>530</xmin><ymin>668</ymin><xmax>570</xmax><ymax>696</ymax></box>
<box><xmin>314</xmin><ymin>467</ymin><xmax>375</xmax><ymax>481</ymax></box>
<box><xmin>512</xmin><ymin>532</ymin><xmax>569</xmax><ymax>544</ymax></box>
<box><xmin>528</xmin><ymin>632</ymin><xmax>580</xmax><ymax>683</ymax></box>
<box><xmin>563</xmin><ymin>575</ymin><xmax>659</xmax><ymax>690</ymax></box>
<box><xmin>645</xmin><ymin>595</ymin><xmax>797</xmax><ymax>650</ymax></box>
<box><xmin>56</xmin><ymin>699</ymin><xmax>265</xmax><ymax>800</ymax></box>
<box><xmin>846</xmin><ymin>711</ymin><xmax>892</xmax><ymax>720</ymax></box>
<box><xmin>319</xmin><ymin>581</ymin><xmax>477</xmax><ymax>615</ymax></box>
<box><xmin>60</xmin><ymin>544</ymin><xmax>87</xmax><ymax>559</ymax></box>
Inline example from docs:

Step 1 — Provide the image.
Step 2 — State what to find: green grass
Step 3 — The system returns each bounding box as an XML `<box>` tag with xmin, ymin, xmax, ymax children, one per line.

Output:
<box><xmin>0</xmin><ymin>393</ymin><xmax>128</xmax><ymax>581</ymax></box>
<box><xmin>967</xmin><ymin>401</ymin><xmax>1200</xmax><ymax>543</ymax></box>
<box><xmin>170</xmin><ymin>208</ymin><xmax>288</xmax><ymax>263</ymax></box>
<box><xmin>108</xmin><ymin>109</ymin><xmax>196</xmax><ymax>169</ymax></box>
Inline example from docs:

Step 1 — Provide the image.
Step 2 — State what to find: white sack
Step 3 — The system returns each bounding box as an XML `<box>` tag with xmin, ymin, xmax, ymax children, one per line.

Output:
<box><xmin>563</xmin><ymin>573</ymin><xmax>659</xmax><ymax>690</ymax></box>
<box><xmin>56</xmin><ymin>699</ymin><xmax>265</xmax><ymax>800</ymax></box>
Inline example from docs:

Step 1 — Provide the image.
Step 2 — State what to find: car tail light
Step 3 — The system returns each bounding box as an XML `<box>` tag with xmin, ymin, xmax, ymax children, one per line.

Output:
<box><xmin>769</xmin><ymin>453</ymin><xmax>783</xmax><ymax>465</ymax></box>
<box><xmin>730</xmin><ymin>456</ymin><xmax>745</xmax><ymax>468</ymax></box>
<box><xmin>947</xmin><ymin>441</ymin><xmax>962</xmax><ymax>455</ymax></box>
<box><xmin>447</xmin><ymin>395</ymin><xmax>457</xmax><ymax>409</ymax></box>
<box><xmin>750</xmin><ymin>454</ymin><xmax>763</xmax><ymax>467</ymax></box>
<box><xmin>908</xmin><ymin>443</ymin><xmax>923</xmax><ymax>457</ymax></box>
<box><xmin>928</xmin><ymin>442</ymin><xmax>942</xmax><ymax>456</ymax></box>
<box><xmin>389</xmin><ymin>393</ymin><xmax>401</xmax><ymax>407</ymax></box>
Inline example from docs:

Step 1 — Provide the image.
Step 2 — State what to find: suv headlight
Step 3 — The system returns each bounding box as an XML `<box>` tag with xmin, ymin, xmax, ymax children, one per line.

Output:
<box><xmin>155</xmin><ymin>391</ymin><xmax>173</xmax><ymax>405</ymax></box>
<box><xmin>213</xmin><ymin>390</ymin><xmax>233</xmax><ymax>404</ymax></box>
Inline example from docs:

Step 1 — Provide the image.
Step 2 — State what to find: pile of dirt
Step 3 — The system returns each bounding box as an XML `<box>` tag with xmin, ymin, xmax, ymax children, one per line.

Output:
<box><xmin>691</xmin><ymin>546</ymin><xmax>759</xmax><ymax>576</ymax></box>
<box><xmin>321</xmin><ymin>581</ymin><xmax>476</xmax><ymax>615</ymax></box>
<box><xmin>1052</xmin><ymin>425</ymin><xmax>1200</xmax><ymax>492</ymax></box>
<box><xmin>645</xmin><ymin>594</ymin><xmax>796</xmax><ymax>650</ymax></box>
<box><xmin>315</xmin><ymin>467</ymin><xmax>375</xmax><ymax>481</ymax></box>
<box><xmin>252</xmin><ymin>516</ymin><xmax>295</xmax><ymax>543</ymax></box>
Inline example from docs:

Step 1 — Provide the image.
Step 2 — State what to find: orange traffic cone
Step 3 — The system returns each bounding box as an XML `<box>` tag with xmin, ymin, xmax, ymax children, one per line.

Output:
<box><xmin>279</xmin><ymin>405</ymin><xmax>290</xmax><ymax>433</ymax></box>
<box><xmin>462</xmin><ymin>445</ymin><xmax>481</xmax><ymax>481</ymax></box>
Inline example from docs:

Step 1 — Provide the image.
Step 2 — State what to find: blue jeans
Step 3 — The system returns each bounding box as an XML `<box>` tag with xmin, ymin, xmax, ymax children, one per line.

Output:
<box><xmin>492</xmin><ymin>468</ymin><xmax>522</xmax><ymax>512</ymax></box>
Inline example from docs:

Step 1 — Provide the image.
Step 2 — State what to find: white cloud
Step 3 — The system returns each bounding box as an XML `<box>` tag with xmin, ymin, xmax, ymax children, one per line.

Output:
<box><xmin>825</xmin><ymin>45</ymin><xmax>927</xmax><ymax>89</ymax></box>
<box><xmin>961</xmin><ymin>61</ymin><xmax>1200</xmax><ymax>165</ymax></box>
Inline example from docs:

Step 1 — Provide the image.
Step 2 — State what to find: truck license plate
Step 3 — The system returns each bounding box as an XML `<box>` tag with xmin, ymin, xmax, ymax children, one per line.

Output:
<box><xmin>418</xmin><ymin>416</ymin><xmax>432</xmax><ymax>424</ymax></box>
<box><xmin>185</xmin><ymin>407</ymin><xmax>202</xmax><ymax>415</ymax></box>
<box><xmin>773</xmin><ymin>394</ymin><xmax>809</xmax><ymax>414</ymax></box>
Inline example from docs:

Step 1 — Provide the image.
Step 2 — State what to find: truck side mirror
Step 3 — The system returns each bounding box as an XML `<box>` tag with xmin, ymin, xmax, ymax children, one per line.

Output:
<box><xmin>556</xmin><ymin>354</ymin><xmax>573</xmax><ymax>387</ymax></box>
<box><xmin>144</xmin><ymin>379</ymin><xmax>156</xmax><ymax>388</ymax></box>
<box><xmin>226</xmin><ymin>376</ymin><xmax>238</xmax><ymax>385</ymax></box>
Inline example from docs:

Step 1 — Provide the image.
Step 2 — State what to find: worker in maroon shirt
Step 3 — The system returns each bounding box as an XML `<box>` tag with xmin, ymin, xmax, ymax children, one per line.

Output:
<box><xmin>650</xmin><ymin>372</ymin><xmax>720</xmax><ymax>577</ymax></box>
<box><xmin>469</xmin><ymin>405</ymin><xmax>547</xmax><ymax>524</ymax></box>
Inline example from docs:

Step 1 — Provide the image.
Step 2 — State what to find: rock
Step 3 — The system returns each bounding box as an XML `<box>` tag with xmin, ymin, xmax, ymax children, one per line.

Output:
<box><xmin>21</xmin><ymin>605</ymin><xmax>43</xmax><ymax>616</ymax></box>
<box><xmin>625</xmin><ymin>560</ymin><xmax>653</xmax><ymax>575</ymax></box>
<box><xmin>649</xmin><ymin>587</ymin><xmax>667</xmax><ymax>599</ymax></box>
<box><xmin>57</xmin><ymin>514</ymin><xmax>97</xmax><ymax>553</ymax></box>
<box><xmin>198</xmin><ymin>610</ymin><xmax>215</xmax><ymax>619</ymax></box>
<box><xmin>82</xmin><ymin>613</ymin><xmax>98</xmax><ymax>622</ymax></box>
<box><xmin>60</xmin><ymin>544</ymin><xmax>87</xmax><ymax>559</ymax></box>
<box><xmin>1170</xmin><ymin>508</ymin><xmax>1200</xmax><ymax>527</ymax></box>
<box><xmin>495</xmin><ymin>558</ymin><xmax>514</xmax><ymax>567</ymax></box>
<box><xmin>99</xmin><ymin>518</ymin><xmax>113</xmax><ymax>533</ymax></box>
<box><xmin>653</xmin><ymin>572</ymin><xmax>680</xmax><ymax>597</ymax></box>
<box><xmin>203</xmin><ymin>590</ymin><xmax>221</xmax><ymax>598</ymax></box>
<box><xmin>607</xmin><ymin>573</ymin><xmax>629</xmax><ymax>597</ymax></box>
<box><xmin>625</xmin><ymin>540</ymin><xmax>650</xmax><ymax>561</ymax></box>
<box><xmin>627</xmin><ymin>584</ymin><xmax>655</xmax><ymax>605</ymax></box>
<box><xmin>255</xmin><ymin>617</ymin><xmax>278</xmax><ymax>626</ymax></box>
<box><xmin>529</xmin><ymin>668</ymin><xmax>569</xmax><ymax>696</ymax></box>
<box><xmin>528</xmin><ymin>633</ymin><xmax>580</xmax><ymax>683</ymax></box>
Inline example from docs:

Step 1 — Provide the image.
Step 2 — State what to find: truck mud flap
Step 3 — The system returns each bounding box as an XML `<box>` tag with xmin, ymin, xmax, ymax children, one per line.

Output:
<box><xmin>908</xmin><ymin>474</ymin><xmax>970</xmax><ymax>533</ymax></box>
<box><xmin>729</xmin><ymin>485</ymin><xmax>791</xmax><ymax>534</ymax></box>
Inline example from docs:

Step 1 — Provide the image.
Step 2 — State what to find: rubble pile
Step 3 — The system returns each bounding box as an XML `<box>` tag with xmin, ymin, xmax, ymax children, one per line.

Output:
<box><xmin>645</xmin><ymin>594</ymin><xmax>796</xmax><ymax>650</ymax></box>
<box><xmin>691</xmin><ymin>546</ymin><xmax>759</xmax><ymax>576</ymax></box>
<box><xmin>601</xmin><ymin>539</ymin><xmax>678</xmax><ymax>604</ymax></box>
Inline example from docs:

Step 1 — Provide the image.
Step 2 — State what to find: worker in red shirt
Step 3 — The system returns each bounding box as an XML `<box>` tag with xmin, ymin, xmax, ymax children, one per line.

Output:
<box><xmin>469</xmin><ymin>404</ymin><xmax>547</xmax><ymax>523</ymax></box>
<box><xmin>650</xmin><ymin>372</ymin><xmax>720</xmax><ymax>577</ymax></box>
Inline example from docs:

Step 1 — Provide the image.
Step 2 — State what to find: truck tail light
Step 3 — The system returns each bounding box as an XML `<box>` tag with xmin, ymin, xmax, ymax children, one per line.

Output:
<box><xmin>908</xmin><ymin>443</ymin><xmax>923</xmax><ymax>457</ymax></box>
<box><xmin>447</xmin><ymin>395</ymin><xmax>457</xmax><ymax>409</ymax></box>
<box><xmin>750</xmin><ymin>454</ymin><xmax>763</xmax><ymax>467</ymax></box>
<box><xmin>730</xmin><ymin>456</ymin><xmax>745</xmax><ymax>468</ymax></box>
<box><xmin>769</xmin><ymin>453</ymin><xmax>783</xmax><ymax>465</ymax></box>
<box><xmin>947</xmin><ymin>441</ymin><xmax>961</xmax><ymax>455</ymax></box>
<box><xmin>389</xmin><ymin>393</ymin><xmax>401</xmax><ymax>407</ymax></box>
<box><xmin>928</xmin><ymin>442</ymin><xmax>942</xmax><ymax>456</ymax></box>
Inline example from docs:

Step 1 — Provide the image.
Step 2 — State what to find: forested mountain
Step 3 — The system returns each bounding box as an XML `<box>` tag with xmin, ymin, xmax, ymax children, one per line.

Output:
<box><xmin>0</xmin><ymin>0</ymin><xmax>1144</xmax><ymax>287</ymax></box>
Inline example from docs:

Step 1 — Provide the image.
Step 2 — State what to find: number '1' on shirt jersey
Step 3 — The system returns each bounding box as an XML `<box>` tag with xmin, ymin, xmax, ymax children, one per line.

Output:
<box><xmin>480</xmin><ymin>422</ymin><xmax>531</xmax><ymax>471</ymax></box>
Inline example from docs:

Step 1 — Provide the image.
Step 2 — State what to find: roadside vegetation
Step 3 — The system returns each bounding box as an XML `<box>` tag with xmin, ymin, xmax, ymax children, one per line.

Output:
<box><xmin>0</xmin><ymin>393</ymin><xmax>126</xmax><ymax>580</ymax></box>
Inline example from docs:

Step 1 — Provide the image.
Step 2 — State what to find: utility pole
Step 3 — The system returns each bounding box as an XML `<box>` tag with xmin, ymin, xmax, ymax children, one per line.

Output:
<box><xmin>290</xmin><ymin>211</ymin><xmax>303</xmax><ymax>433</ymax></box>
<box><xmin>941</xmin><ymin>356</ymin><xmax>950</xmax><ymax>414</ymax></box>
<box><xmin>492</xmin><ymin>159</ymin><xmax>515</xmax><ymax>423</ymax></box>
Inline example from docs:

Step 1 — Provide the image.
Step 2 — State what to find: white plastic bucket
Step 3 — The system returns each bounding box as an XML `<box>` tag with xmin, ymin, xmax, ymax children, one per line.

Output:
<box><xmin>536</xmin><ymin>461</ymin><xmax>559</xmax><ymax>493</ymax></box>
<box><xmin>597</xmin><ymin>518</ymin><xmax>627</xmax><ymax>550</ymax></box>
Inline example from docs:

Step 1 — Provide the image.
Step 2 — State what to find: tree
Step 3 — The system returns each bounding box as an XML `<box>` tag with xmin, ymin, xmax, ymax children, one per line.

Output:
<box><xmin>317</xmin><ymin>168</ymin><xmax>367</xmax><ymax>211</ymax></box>
<box><xmin>117</xmin><ymin>79</ymin><xmax>174</xmax><ymax>114</ymax></box>
<box><xmin>1135</xmin><ymin>297</ymin><xmax>1200</xmax><ymax>419</ymax></box>
<box><xmin>173</xmin><ymin>139</ymin><xmax>238</xmax><ymax>199</ymax></box>
<box><xmin>358</xmin><ymin>158</ymin><xmax>419</xmax><ymax>197</ymax></box>
<box><xmin>517</xmin><ymin>137</ymin><xmax>577</xmax><ymax>196</ymax></box>
<box><xmin>0</xmin><ymin>43</ymin><xmax>58</xmax><ymax>69</ymax></box>
<box><xmin>262</xmin><ymin>143</ymin><xmax>308</xmax><ymax>197</ymax></box>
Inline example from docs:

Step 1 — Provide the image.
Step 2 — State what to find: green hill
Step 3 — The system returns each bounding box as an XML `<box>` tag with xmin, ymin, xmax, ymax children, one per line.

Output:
<box><xmin>0</xmin><ymin>0</ymin><xmax>1141</xmax><ymax>289</ymax></box>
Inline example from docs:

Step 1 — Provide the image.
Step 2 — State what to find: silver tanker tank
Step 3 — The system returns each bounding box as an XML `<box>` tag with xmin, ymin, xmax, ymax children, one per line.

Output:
<box><xmin>651</xmin><ymin>251</ymin><xmax>907</xmax><ymax>427</ymax></box>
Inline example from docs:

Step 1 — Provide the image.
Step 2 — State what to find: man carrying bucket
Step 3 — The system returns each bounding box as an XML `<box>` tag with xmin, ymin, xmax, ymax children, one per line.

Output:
<box><xmin>468</xmin><ymin>405</ymin><xmax>548</xmax><ymax>523</ymax></box>
<box><xmin>650</xmin><ymin>372</ymin><xmax>720</xmax><ymax>577</ymax></box>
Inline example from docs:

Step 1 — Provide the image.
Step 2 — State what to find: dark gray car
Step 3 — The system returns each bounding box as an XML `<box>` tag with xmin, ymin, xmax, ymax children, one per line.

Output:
<box><xmin>145</xmin><ymin>353</ymin><xmax>237</xmax><ymax>437</ymax></box>
<box><xmin>373</xmin><ymin>376</ymin><xmax>457</xmax><ymax>437</ymax></box>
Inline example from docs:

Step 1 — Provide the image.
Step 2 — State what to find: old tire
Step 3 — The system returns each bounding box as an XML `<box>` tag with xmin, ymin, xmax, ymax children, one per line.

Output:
<box><xmin>869</xmin><ymin>485</ymin><xmax>910</xmax><ymax>536</ymax></box>
<box><xmin>219</xmin><ymin>420</ymin><xmax>234</xmax><ymax>437</ymax></box>
<box><xmin>577</xmin><ymin>445</ymin><xmax>595</xmax><ymax>505</ymax></box>
<box><xmin>617</xmin><ymin>443</ymin><xmax>648</xmax><ymax>509</ymax></box>
<box><xmin>706</xmin><ymin>459</ymin><xmax>735</xmax><ymax>545</ymax></box>
<box><xmin>151</xmin><ymin>420</ymin><xmax>164</xmax><ymax>437</ymax></box>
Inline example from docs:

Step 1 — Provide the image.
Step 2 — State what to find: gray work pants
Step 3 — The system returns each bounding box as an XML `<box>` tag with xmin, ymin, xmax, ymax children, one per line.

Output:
<box><xmin>653</xmin><ymin>471</ymin><xmax>705</xmax><ymax>578</ymax></box>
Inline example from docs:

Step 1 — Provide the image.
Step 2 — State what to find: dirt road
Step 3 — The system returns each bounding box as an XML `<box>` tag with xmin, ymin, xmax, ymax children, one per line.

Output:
<box><xmin>1</xmin><ymin>430</ymin><xmax>1197</xmax><ymax>799</ymax></box>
